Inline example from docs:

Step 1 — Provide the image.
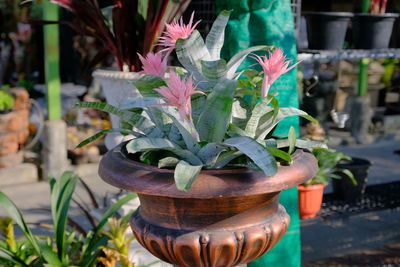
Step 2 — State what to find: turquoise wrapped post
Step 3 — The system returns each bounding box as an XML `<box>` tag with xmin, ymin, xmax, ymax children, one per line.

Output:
<box><xmin>215</xmin><ymin>0</ymin><xmax>301</xmax><ymax>266</ymax></box>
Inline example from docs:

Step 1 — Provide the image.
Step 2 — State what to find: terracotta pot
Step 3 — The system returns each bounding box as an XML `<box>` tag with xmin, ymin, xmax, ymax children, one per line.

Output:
<box><xmin>99</xmin><ymin>143</ymin><xmax>318</xmax><ymax>267</ymax></box>
<box><xmin>298</xmin><ymin>184</ymin><xmax>326</xmax><ymax>219</ymax></box>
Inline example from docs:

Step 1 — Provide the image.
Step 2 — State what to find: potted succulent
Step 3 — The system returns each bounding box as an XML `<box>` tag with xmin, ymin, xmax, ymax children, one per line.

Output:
<box><xmin>78</xmin><ymin>11</ymin><xmax>320</xmax><ymax>266</ymax></box>
<box><xmin>353</xmin><ymin>0</ymin><xmax>399</xmax><ymax>49</ymax></box>
<box><xmin>48</xmin><ymin>0</ymin><xmax>191</xmax><ymax>149</ymax></box>
<box><xmin>0</xmin><ymin>88</ymin><xmax>31</xmax><ymax>168</ymax></box>
<box><xmin>303</xmin><ymin>11</ymin><xmax>353</xmax><ymax>50</ymax></box>
<box><xmin>298</xmin><ymin>148</ymin><xmax>356</xmax><ymax>219</ymax></box>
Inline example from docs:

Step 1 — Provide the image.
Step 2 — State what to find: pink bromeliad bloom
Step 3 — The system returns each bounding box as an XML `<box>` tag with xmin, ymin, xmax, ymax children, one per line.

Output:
<box><xmin>251</xmin><ymin>48</ymin><xmax>300</xmax><ymax>98</ymax></box>
<box><xmin>137</xmin><ymin>52</ymin><xmax>167</xmax><ymax>77</ymax></box>
<box><xmin>154</xmin><ymin>71</ymin><xmax>204</xmax><ymax>122</ymax></box>
<box><xmin>158</xmin><ymin>12</ymin><xmax>200</xmax><ymax>52</ymax></box>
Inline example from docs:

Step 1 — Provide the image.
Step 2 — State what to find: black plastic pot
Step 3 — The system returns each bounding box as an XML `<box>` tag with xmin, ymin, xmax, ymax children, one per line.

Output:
<box><xmin>303</xmin><ymin>12</ymin><xmax>353</xmax><ymax>50</ymax></box>
<box><xmin>332</xmin><ymin>157</ymin><xmax>371</xmax><ymax>202</ymax></box>
<box><xmin>353</xmin><ymin>13</ymin><xmax>398</xmax><ymax>49</ymax></box>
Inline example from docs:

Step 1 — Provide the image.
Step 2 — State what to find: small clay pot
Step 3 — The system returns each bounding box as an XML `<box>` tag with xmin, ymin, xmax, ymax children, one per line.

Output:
<box><xmin>298</xmin><ymin>184</ymin><xmax>326</xmax><ymax>219</ymax></box>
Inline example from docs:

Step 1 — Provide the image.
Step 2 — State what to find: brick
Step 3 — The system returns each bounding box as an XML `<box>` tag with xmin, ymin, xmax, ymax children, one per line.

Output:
<box><xmin>11</xmin><ymin>88</ymin><xmax>30</xmax><ymax>111</ymax></box>
<box><xmin>0</xmin><ymin>133</ymin><xmax>18</xmax><ymax>155</ymax></box>
<box><xmin>0</xmin><ymin>110</ymin><xmax>29</xmax><ymax>133</ymax></box>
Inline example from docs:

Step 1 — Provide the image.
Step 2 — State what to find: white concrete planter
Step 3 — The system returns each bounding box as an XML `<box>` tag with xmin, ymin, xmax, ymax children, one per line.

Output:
<box><xmin>92</xmin><ymin>69</ymin><xmax>141</xmax><ymax>150</ymax></box>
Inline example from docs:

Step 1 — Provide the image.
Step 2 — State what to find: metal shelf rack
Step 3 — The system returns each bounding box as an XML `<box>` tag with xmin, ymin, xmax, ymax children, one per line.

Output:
<box><xmin>298</xmin><ymin>49</ymin><xmax>400</xmax><ymax>61</ymax></box>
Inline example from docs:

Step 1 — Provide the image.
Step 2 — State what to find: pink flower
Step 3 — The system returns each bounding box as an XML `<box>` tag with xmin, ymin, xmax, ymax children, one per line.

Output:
<box><xmin>137</xmin><ymin>52</ymin><xmax>168</xmax><ymax>77</ymax></box>
<box><xmin>154</xmin><ymin>71</ymin><xmax>204</xmax><ymax>122</ymax></box>
<box><xmin>251</xmin><ymin>48</ymin><xmax>300</xmax><ymax>98</ymax></box>
<box><xmin>158</xmin><ymin>12</ymin><xmax>200</xmax><ymax>52</ymax></box>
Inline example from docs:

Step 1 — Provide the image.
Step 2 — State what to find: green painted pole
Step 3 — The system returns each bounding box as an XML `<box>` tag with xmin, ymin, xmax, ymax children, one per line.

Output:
<box><xmin>43</xmin><ymin>1</ymin><xmax>61</xmax><ymax>120</ymax></box>
<box><xmin>358</xmin><ymin>0</ymin><xmax>370</xmax><ymax>97</ymax></box>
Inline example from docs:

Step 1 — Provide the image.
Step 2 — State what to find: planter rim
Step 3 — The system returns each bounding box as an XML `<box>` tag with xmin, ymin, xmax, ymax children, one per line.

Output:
<box><xmin>338</xmin><ymin>157</ymin><xmax>371</xmax><ymax>168</ymax></box>
<box><xmin>302</xmin><ymin>11</ymin><xmax>354</xmax><ymax>17</ymax></box>
<box><xmin>298</xmin><ymin>184</ymin><xmax>326</xmax><ymax>191</ymax></box>
<box><xmin>354</xmin><ymin>13</ymin><xmax>399</xmax><ymax>18</ymax></box>
<box><xmin>98</xmin><ymin>142</ymin><xmax>318</xmax><ymax>199</ymax></box>
<box><xmin>92</xmin><ymin>69</ymin><xmax>142</xmax><ymax>81</ymax></box>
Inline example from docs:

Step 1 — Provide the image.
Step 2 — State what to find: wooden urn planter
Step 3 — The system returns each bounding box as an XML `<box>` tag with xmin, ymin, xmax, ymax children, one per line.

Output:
<box><xmin>99</xmin><ymin>143</ymin><xmax>318</xmax><ymax>267</ymax></box>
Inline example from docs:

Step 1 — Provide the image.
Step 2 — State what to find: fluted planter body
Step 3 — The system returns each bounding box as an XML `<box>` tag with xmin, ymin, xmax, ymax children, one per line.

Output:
<box><xmin>99</xmin><ymin>144</ymin><xmax>317</xmax><ymax>267</ymax></box>
<box><xmin>92</xmin><ymin>69</ymin><xmax>141</xmax><ymax>150</ymax></box>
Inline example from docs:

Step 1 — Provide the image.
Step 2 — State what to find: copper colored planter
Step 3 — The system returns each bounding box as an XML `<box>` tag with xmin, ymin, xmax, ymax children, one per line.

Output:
<box><xmin>99</xmin><ymin>143</ymin><xmax>318</xmax><ymax>267</ymax></box>
<box><xmin>298</xmin><ymin>184</ymin><xmax>326</xmax><ymax>219</ymax></box>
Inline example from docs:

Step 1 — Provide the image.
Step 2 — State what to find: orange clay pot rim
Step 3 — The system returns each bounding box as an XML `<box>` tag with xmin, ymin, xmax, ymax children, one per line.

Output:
<box><xmin>298</xmin><ymin>184</ymin><xmax>326</xmax><ymax>190</ymax></box>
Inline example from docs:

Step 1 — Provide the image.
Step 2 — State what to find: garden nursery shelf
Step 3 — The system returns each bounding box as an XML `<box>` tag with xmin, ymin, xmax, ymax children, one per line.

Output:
<box><xmin>298</xmin><ymin>49</ymin><xmax>400</xmax><ymax>61</ymax></box>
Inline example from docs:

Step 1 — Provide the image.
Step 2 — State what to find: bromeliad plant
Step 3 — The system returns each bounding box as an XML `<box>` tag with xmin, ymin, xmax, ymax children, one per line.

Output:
<box><xmin>77</xmin><ymin>10</ymin><xmax>323</xmax><ymax>191</ymax></box>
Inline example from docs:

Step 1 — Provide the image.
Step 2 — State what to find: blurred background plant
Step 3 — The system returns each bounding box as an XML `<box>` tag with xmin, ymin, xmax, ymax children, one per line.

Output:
<box><xmin>0</xmin><ymin>171</ymin><xmax>137</xmax><ymax>266</ymax></box>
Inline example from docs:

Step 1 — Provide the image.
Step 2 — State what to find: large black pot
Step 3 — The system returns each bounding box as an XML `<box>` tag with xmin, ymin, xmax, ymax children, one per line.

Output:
<box><xmin>304</xmin><ymin>12</ymin><xmax>353</xmax><ymax>50</ymax></box>
<box><xmin>332</xmin><ymin>157</ymin><xmax>371</xmax><ymax>202</ymax></box>
<box><xmin>353</xmin><ymin>13</ymin><xmax>398</xmax><ymax>49</ymax></box>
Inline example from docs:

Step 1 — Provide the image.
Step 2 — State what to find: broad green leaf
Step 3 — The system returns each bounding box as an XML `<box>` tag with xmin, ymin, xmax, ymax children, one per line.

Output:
<box><xmin>288</xmin><ymin>126</ymin><xmax>297</xmax><ymax>155</ymax></box>
<box><xmin>276</xmin><ymin>138</ymin><xmax>328</xmax><ymax>149</ymax></box>
<box><xmin>226</xmin><ymin>46</ymin><xmax>272</xmax><ymax>79</ymax></box>
<box><xmin>257</xmin><ymin>107</ymin><xmax>317</xmax><ymax>141</ymax></box>
<box><xmin>80</xmin><ymin>235</ymin><xmax>109</xmax><ymax>267</ymax></box>
<box><xmin>231</xmin><ymin>98</ymin><xmax>251</xmax><ymax>129</ymax></box>
<box><xmin>196</xmin><ymin>143</ymin><xmax>226</xmax><ymax>166</ymax></box>
<box><xmin>50</xmin><ymin>172</ymin><xmax>78</xmax><ymax>262</ymax></box>
<box><xmin>201</xmin><ymin>59</ymin><xmax>227</xmax><ymax>82</ymax></box>
<box><xmin>39</xmin><ymin>241</ymin><xmax>62</xmax><ymax>266</ymax></box>
<box><xmin>158</xmin><ymin>157</ymin><xmax>180</xmax><ymax>168</ymax></box>
<box><xmin>158</xmin><ymin>106</ymin><xmax>201</xmax><ymax>153</ymax></box>
<box><xmin>0</xmin><ymin>192</ymin><xmax>41</xmax><ymax>257</ymax></box>
<box><xmin>205</xmin><ymin>10</ymin><xmax>230</xmax><ymax>59</ymax></box>
<box><xmin>126</xmin><ymin>137</ymin><xmax>202</xmax><ymax>165</ymax></box>
<box><xmin>0</xmin><ymin>247</ymin><xmax>28</xmax><ymax>266</ymax></box>
<box><xmin>133</xmin><ymin>75</ymin><xmax>166</xmax><ymax>97</ymax></box>
<box><xmin>213</xmin><ymin>150</ymin><xmax>243</xmax><ymax>169</ymax></box>
<box><xmin>265</xmin><ymin>146</ymin><xmax>292</xmax><ymax>163</ymax></box>
<box><xmin>245</xmin><ymin>97</ymin><xmax>274</xmax><ymax>138</ymax></box>
<box><xmin>197</xmin><ymin>79</ymin><xmax>236</xmax><ymax>142</ymax></box>
<box><xmin>224</xmin><ymin>136</ymin><xmax>277</xmax><ymax>176</ymax></box>
<box><xmin>191</xmin><ymin>94</ymin><xmax>207</xmax><ymax>124</ymax></box>
<box><xmin>76</xmin><ymin>128</ymin><xmax>139</xmax><ymax>148</ymax></box>
<box><xmin>227</xmin><ymin>123</ymin><xmax>249</xmax><ymax>137</ymax></box>
<box><xmin>339</xmin><ymin>169</ymin><xmax>357</xmax><ymax>185</ymax></box>
<box><xmin>174</xmin><ymin>160</ymin><xmax>203</xmax><ymax>191</ymax></box>
<box><xmin>176</xmin><ymin>30</ymin><xmax>210</xmax><ymax>83</ymax></box>
<box><xmin>119</xmin><ymin>97</ymin><xmax>161</xmax><ymax>110</ymax></box>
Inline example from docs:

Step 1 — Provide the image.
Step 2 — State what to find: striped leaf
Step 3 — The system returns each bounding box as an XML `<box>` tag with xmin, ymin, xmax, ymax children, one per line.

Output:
<box><xmin>174</xmin><ymin>160</ymin><xmax>203</xmax><ymax>191</ymax></box>
<box><xmin>196</xmin><ymin>143</ymin><xmax>226</xmax><ymax>166</ymax></box>
<box><xmin>205</xmin><ymin>10</ymin><xmax>230</xmax><ymax>59</ymax></box>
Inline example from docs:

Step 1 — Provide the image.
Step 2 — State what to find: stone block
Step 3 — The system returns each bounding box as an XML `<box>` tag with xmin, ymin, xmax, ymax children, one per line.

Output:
<box><xmin>0</xmin><ymin>133</ymin><xmax>18</xmax><ymax>155</ymax></box>
<box><xmin>10</xmin><ymin>87</ymin><xmax>30</xmax><ymax>111</ymax></box>
<box><xmin>0</xmin><ymin>151</ymin><xmax>23</xmax><ymax>168</ymax></box>
<box><xmin>0</xmin><ymin>162</ymin><xmax>38</xmax><ymax>186</ymax></box>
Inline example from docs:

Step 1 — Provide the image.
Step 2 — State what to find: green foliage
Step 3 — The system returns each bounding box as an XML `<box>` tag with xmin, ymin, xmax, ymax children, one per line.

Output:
<box><xmin>0</xmin><ymin>90</ymin><xmax>14</xmax><ymax>111</ymax></box>
<box><xmin>0</xmin><ymin>171</ymin><xmax>137</xmax><ymax>266</ymax></box>
<box><xmin>77</xmin><ymin>10</ymin><xmax>320</xmax><ymax>192</ymax></box>
<box><xmin>303</xmin><ymin>148</ymin><xmax>356</xmax><ymax>186</ymax></box>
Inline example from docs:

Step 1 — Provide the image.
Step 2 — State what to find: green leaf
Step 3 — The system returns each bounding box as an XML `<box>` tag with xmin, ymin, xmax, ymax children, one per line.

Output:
<box><xmin>118</xmin><ymin>97</ymin><xmax>161</xmax><ymax>110</ymax></box>
<box><xmin>38</xmin><ymin>241</ymin><xmax>62</xmax><ymax>266</ymax></box>
<box><xmin>232</xmin><ymin>98</ymin><xmax>251</xmax><ymax>129</ymax></box>
<box><xmin>0</xmin><ymin>247</ymin><xmax>29</xmax><ymax>266</ymax></box>
<box><xmin>50</xmin><ymin>171</ymin><xmax>78</xmax><ymax>262</ymax></box>
<box><xmin>126</xmin><ymin>137</ymin><xmax>203</xmax><ymax>165</ymax></box>
<box><xmin>205</xmin><ymin>10</ymin><xmax>230</xmax><ymax>59</ymax></box>
<box><xmin>257</xmin><ymin>107</ymin><xmax>316</xmax><ymax>141</ymax></box>
<box><xmin>288</xmin><ymin>126</ymin><xmax>297</xmax><ymax>155</ymax></box>
<box><xmin>158</xmin><ymin>157</ymin><xmax>180</xmax><ymax>168</ymax></box>
<box><xmin>223</xmin><ymin>136</ymin><xmax>277</xmax><ymax>176</ymax></box>
<box><xmin>227</xmin><ymin>123</ymin><xmax>249</xmax><ymax>137</ymax></box>
<box><xmin>196</xmin><ymin>143</ymin><xmax>226</xmax><ymax>166</ymax></box>
<box><xmin>226</xmin><ymin>46</ymin><xmax>272</xmax><ymax>79</ymax></box>
<box><xmin>265</xmin><ymin>146</ymin><xmax>292</xmax><ymax>163</ymax></box>
<box><xmin>340</xmin><ymin>169</ymin><xmax>357</xmax><ymax>185</ymax></box>
<box><xmin>200</xmin><ymin>59</ymin><xmax>227</xmax><ymax>82</ymax></box>
<box><xmin>174</xmin><ymin>160</ymin><xmax>203</xmax><ymax>191</ymax></box>
<box><xmin>0</xmin><ymin>192</ymin><xmax>41</xmax><ymax>257</ymax></box>
<box><xmin>276</xmin><ymin>139</ymin><xmax>328</xmax><ymax>149</ymax></box>
<box><xmin>245</xmin><ymin>97</ymin><xmax>274</xmax><ymax>138</ymax></box>
<box><xmin>133</xmin><ymin>75</ymin><xmax>166</xmax><ymax>97</ymax></box>
<box><xmin>176</xmin><ymin>30</ymin><xmax>210</xmax><ymax>83</ymax></box>
<box><xmin>213</xmin><ymin>150</ymin><xmax>243</xmax><ymax>169</ymax></box>
<box><xmin>197</xmin><ymin>79</ymin><xmax>236</xmax><ymax>142</ymax></box>
<box><xmin>76</xmin><ymin>128</ymin><xmax>138</xmax><ymax>148</ymax></box>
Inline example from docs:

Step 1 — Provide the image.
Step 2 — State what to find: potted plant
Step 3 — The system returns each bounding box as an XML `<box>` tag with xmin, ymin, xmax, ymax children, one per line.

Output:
<box><xmin>298</xmin><ymin>148</ymin><xmax>356</xmax><ymax>219</ymax></box>
<box><xmin>47</xmin><ymin>0</ymin><xmax>191</xmax><ymax>149</ymax></box>
<box><xmin>332</xmin><ymin>157</ymin><xmax>372</xmax><ymax>202</ymax></box>
<box><xmin>303</xmin><ymin>11</ymin><xmax>353</xmax><ymax>50</ymax></box>
<box><xmin>0</xmin><ymin>88</ymin><xmax>30</xmax><ymax>168</ymax></box>
<box><xmin>77</xmin><ymin>11</ymin><xmax>320</xmax><ymax>266</ymax></box>
<box><xmin>353</xmin><ymin>0</ymin><xmax>399</xmax><ymax>49</ymax></box>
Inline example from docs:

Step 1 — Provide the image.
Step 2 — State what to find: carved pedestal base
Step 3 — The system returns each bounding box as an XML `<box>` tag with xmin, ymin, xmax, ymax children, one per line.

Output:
<box><xmin>130</xmin><ymin>201</ymin><xmax>289</xmax><ymax>267</ymax></box>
